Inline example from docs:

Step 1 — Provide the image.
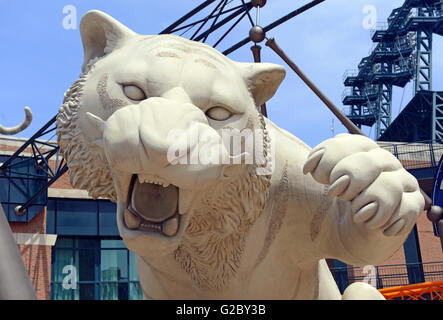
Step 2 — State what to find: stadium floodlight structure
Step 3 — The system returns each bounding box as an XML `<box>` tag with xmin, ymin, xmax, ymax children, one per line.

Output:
<box><xmin>342</xmin><ymin>0</ymin><xmax>443</xmax><ymax>141</ymax></box>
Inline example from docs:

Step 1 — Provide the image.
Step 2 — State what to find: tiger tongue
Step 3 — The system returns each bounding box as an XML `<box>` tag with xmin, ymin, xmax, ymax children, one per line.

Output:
<box><xmin>131</xmin><ymin>178</ymin><xmax>178</xmax><ymax>222</ymax></box>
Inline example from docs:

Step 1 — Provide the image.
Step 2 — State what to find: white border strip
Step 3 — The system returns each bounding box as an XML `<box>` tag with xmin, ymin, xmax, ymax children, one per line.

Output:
<box><xmin>13</xmin><ymin>233</ymin><xmax>57</xmax><ymax>246</ymax></box>
<box><xmin>48</xmin><ymin>188</ymin><xmax>96</xmax><ymax>199</ymax></box>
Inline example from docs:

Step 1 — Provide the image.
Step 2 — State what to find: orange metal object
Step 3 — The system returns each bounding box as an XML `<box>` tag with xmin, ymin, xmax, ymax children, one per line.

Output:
<box><xmin>379</xmin><ymin>281</ymin><xmax>443</xmax><ymax>300</ymax></box>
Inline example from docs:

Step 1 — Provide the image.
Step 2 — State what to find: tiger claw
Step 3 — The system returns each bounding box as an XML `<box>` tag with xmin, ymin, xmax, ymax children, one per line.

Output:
<box><xmin>303</xmin><ymin>148</ymin><xmax>325</xmax><ymax>175</ymax></box>
<box><xmin>327</xmin><ymin>175</ymin><xmax>350</xmax><ymax>198</ymax></box>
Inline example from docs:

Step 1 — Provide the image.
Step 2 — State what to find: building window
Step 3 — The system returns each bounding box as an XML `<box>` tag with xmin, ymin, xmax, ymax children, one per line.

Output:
<box><xmin>51</xmin><ymin>236</ymin><xmax>143</xmax><ymax>300</ymax></box>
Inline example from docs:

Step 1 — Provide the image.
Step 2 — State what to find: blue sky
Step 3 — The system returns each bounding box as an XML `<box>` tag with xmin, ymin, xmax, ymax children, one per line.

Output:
<box><xmin>1</xmin><ymin>0</ymin><xmax>442</xmax><ymax>147</ymax></box>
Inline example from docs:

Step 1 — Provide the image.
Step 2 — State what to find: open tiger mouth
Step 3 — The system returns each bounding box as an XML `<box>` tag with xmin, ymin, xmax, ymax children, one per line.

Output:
<box><xmin>124</xmin><ymin>174</ymin><xmax>183</xmax><ymax>237</ymax></box>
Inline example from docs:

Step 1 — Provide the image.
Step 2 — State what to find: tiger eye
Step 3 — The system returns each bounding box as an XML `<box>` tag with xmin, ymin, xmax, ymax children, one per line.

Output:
<box><xmin>206</xmin><ymin>106</ymin><xmax>232</xmax><ymax>121</ymax></box>
<box><xmin>123</xmin><ymin>85</ymin><xmax>146</xmax><ymax>101</ymax></box>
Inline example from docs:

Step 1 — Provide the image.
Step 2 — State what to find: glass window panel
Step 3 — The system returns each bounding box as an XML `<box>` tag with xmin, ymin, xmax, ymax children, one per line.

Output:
<box><xmin>52</xmin><ymin>283</ymin><xmax>74</xmax><ymax>300</ymax></box>
<box><xmin>53</xmin><ymin>248</ymin><xmax>73</xmax><ymax>268</ymax></box>
<box><xmin>77</xmin><ymin>238</ymin><xmax>98</xmax><ymax>250</ymax></box>
<box><xmin>101</xmin><ymin>282</ymin><xmax>118</xmax><ymax>300</ymax></box>
<box><xmin>118</xmin><ymin>283</ymin><xmax>129</xmax><ymax>300</ymax></box>
<box><xmin>100</xmin><ymin>282</ymin><xmax>129</xmax><ymax>300</ymax></box>
<box><xmin>78</xmin><ymin>249</ymin><xmax>96</xmax><ymax>282</ymax></box>
<box><xmin>101</xmin><ymin>239</ymin><xmax>126</xmax><ymax>249</ymax></box>
<box><xmin>98</xmin><ymin>201</ymin><xmax>116</xmax><ymax>214</ymax></box>
<box><xmin>99</xmin><ymin>201</ymin><xmax>118</xmax><ymax>236</ymax></box>
<box><xmin>79</xmin><ymin>284</ymin><xmax>95</xmax><ymax>300</ymax></box>
<box><xmin>57</xmin><ymin>200</ymin><xmax>98</xmax><ymax>235</ymax></box>
<box><xmin>73</xmin><ymin>286</ymin><xmax>80</xmax><ymax>300</ymax></box>
<box><xmin>52</xmin><ymin>237</ymin><xmax>98</xmax><ymax>300</ymax></box>
<box><xmin>9</xmin><ymin>178</ymin><xmax>28</xmax><ymax>203</ymax></box>
<box><xmin>46</xmin><ymin>199</ymin><xmax>55</xmax><ymax>234</ymax></box>
<box><xmin>0</xmin><ymin>178</ymin><xmax>9</xmax><ymax>202</ymax></box>
<box><xmin>101</xmin><ymin>249</ymin><xmax>128</xmax><ymax>280</ymax></box>
<box><xmin>28</xmin><ymin>178</ymin><xmax>47</xmax><ymax>205</ymax></box>
<box><xmin>99</xmin><ymin>212</ymin><xmax>119</xmax><ymax>235</ymax></box>
<box><xmin>129</xmin><ymin>282</ymin><xmax>143</xmax><ymax>300</ymax></box>
<box><xmin>55</xmin><ymin>237</ymin><xmax>73</xmax><ymax>248</ymax></box>
<box><xmin>129</xmin><ymin>251</ymin><xmax>139</xmax><ymax>281</ymax></box>
<box><xmin>51</xmin><ymin>236</ymin><xmax>142</xmax><ymax>300</ymax></box>
<box><xmin>53</xmin><ymin>248</ymin><xmax>76</xmax><ymax>283</ymax></box>
<box><xmin>10</xmin><ymin>157</ymin><xmax>30</xmax><ymax>175</ymax></box>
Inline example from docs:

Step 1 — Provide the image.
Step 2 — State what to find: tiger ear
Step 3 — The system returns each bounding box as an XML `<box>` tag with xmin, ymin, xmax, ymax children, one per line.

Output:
<box><xmin>80</xmin><ymin>10</ymin><xmax>137</xmax><ymax>73</ymax></box>
<box><xmin>239</xmin><ymin>62</ymin><xmax>286</xmax><ymax>107</ymax></box>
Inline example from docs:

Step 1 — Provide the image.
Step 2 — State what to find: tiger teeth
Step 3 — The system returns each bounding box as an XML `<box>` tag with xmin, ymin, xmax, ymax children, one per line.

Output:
<box><xmin>140</xmin><ymin>223</ymin><xmax>161</xmax><ymax>230</ymax></box>
<box><xmin>137</xmin><ymin>174</ymin><xmax>170</xmax><ymax>187</ymax></box>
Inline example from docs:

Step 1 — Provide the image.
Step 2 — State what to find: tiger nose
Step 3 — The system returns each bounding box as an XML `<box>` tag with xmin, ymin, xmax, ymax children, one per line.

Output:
<box><xmin>161</xmin><ymin>87</ymin><xmax>193</xmax><ymax>104</ymax></box>
<box><xmin>138</xmin><ymin>97</ymin><xmax>208</xmax><ymax>167</ymax></box>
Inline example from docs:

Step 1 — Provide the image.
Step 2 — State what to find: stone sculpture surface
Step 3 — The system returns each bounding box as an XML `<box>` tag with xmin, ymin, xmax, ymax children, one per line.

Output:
<box><xmin>56</xmin><ymin>10</ymin><xmax>425</xmax><ymax>299</ymax></box>
<box><xmin>0</xmin><ymin>107</ymin><xmax>32</xmax><ymax>135</ymax></box>
<box><xmin>0</xmin><ymin>109</ymin><xmax>36</xmax><ymax>299</ymax></box>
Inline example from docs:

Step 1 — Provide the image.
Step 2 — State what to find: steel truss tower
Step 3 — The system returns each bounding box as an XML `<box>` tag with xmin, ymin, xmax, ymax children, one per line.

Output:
<box><xmin>415</xmin><ymin>26</ymin><xmax>433</xmax><ymax>92</ymax></box>
<box><xmin>343</xmin><ymin>0</ymin><xmax>443</xmax><ymax>140</ymax></box>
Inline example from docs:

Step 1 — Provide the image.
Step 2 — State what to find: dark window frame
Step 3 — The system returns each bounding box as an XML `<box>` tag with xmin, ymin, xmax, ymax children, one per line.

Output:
<box><xmin>50</xmin><ymin>236</ymin><xmax>142</xmax><ymax>300</ymax></box>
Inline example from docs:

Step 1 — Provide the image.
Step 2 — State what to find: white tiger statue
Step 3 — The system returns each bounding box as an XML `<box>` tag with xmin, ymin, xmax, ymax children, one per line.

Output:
<box><xmin>56</xmin><ymin>10</ymin><xmax>424</xmax><ymax>299</ymax></box>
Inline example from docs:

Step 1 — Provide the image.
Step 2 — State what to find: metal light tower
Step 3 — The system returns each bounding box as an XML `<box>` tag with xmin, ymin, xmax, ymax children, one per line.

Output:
<box><xmin>414</xmin><ymin>7</ymin><xmax>434</xmax><ymax>93</ymax></box>
<box><xmin>342</xmin><ymin>0</ymin><xmax>443</xmax><ymax>141</ymax></box>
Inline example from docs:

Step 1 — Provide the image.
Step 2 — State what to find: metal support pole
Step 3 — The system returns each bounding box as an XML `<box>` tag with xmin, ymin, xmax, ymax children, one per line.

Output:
<box><xmin>414</xmin><ymin>26</ymin><xmax>433</xmax><ymax>93</ymax></box>
<box><xmin>265</xmin><ymin>37</ymin><xmax>364</xmax><ymax>135</ymax></box>
<box><xmin>223</xmin><ymin>0</ymin><xmax>326</xmax><ymax>55</ymax></box>
<box><xmin>376</xmin><ymin>83</ymin><xmax>393</xmax><ymax>139</ymax></box>
<box><xmin>0</xmin><ymin>203</ymin><xmax>36</xmax><ymax>299</ymax></box>
<box><xmin>431</xmin><ymin>91</ymin><xmax>443</xmax><ymax>142</ymax></box>
<box><xmin>190</xmin><ymin>0</ymin><xmax>225</xmax><ymax>40</ymax></box>
<box><xmin>0</xmin><ymin>116</ymin><xmax>56</xmax><ymax>174</ymax></box>
<box><xmin>159</xmin><ymin>0</ymin><xmax>218</xmax><ymax>34</ymax></box>
<box><xmin>250</xmin><ymin>45</ymin><xmax>268</xmax><ymax>117</ymax></box>
<box><xmin>194</xmin><ymin>2</ymin><xmax>253</xmax><ymax>42</ymax></box>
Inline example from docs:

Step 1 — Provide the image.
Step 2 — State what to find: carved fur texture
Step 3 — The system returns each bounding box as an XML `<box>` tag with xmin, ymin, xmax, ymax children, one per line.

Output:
<box><xmin>57</xmin><ymin>72</ymin><xmax>117</xmax><ymax>201</ymax></box>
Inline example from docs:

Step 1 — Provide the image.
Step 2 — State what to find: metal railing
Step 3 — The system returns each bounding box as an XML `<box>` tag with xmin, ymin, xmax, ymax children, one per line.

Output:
<box><xmin>342</xmin><ymin>86</ymin><xmax>378</xmax><ymax>101</ymax></box>
<box><xmin>409</xmin><ymin>5</ymin><xmax>443</xmax><ymax>18</ymax></box>
<box><xmin>378</xmin><ymin>140</ymin><xmax>443</xmax><ymax>170</ymax></box>
<box><xmin>331</xmin><ymin>261</ymin><xmax>443</xmax><ymax>290</ymax></box>
<box><xmin>369</xmin><ymin>3</ymin><xmax>443</xmax><ymax>40</ymax></box>
<box><xmin>437</xmin><ymin>2</ymin><xmax>443</xmax><ymax>17</ymax></box>
<box><xmin>342</xmin><ymin>102</ymin><xmax>378</xmax><ymax>118</ymax></box>
<box><xmin>379</xmin><ymin>280</ymin><xmax>443</xmax><ymax>300</ymax></box>
<box><xmin>369</xmin><ymin>37</ymin><xmax>413</xmax><ymax>56</ymax></box>
<box><xmin>342</xmin><ymin>69</ymin><xmax>358</xmax><ymax>82</ymax></box>
<box><xmin>371</xmin><ymin>59</ymin><xmax>414</xmax><ymax>76</ymax></box>
<box><xmin>370</xmin><ymin>22</ymin><xmax>388</xmax><ymax>38</ymax></box>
